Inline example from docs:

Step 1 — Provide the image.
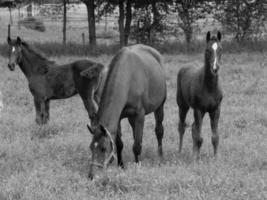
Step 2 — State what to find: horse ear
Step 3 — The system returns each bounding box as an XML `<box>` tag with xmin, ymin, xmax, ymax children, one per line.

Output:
<box><xmin>217</xmin><ymin>31</ymin><xmax>222</xmax><ymax>41</ymax></box>
<box><xmin>87</xmin><ymin>124</ymin><xmax>94</xmax><ymax>135</ymax></box>
<box><xmin>206</xmin><ymin>31</ymin><xmax>211</xmax><ymax>43</ymax></box>
<box><xmin>80</xmin><ymin>63</ymin><xmax>104</xmax><ymax>79</ymax></box>
<box><xmin>7</xmin><ymin>36</ymin><xmax>11</xmax><ymax>44</ymax></box>
<box><xmin>16</xmin><ymin>37</ymin><xmax>22</xmax><ymax>45</ymax></box>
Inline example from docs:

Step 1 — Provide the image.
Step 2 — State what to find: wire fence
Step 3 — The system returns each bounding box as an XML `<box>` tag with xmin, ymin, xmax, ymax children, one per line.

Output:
<box><xmin>0</xmin><ymin>3</ymin><xmax>119</xmax><ymax>45</ymax></box>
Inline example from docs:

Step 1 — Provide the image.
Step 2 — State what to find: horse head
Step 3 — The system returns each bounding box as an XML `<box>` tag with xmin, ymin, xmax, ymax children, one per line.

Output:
<box><xmin>205</xmin><ymin>31</ymin><xmax>223</xmax><ymax>75</ymax></box>
<box><xmin>87</xmin><ymin>123</ymin><xmax>116</xmax><ymax>179</ymax></box>
<box><xmin>7</xmin><ymin>36</ymin><xmax>23</xmax><ymax>71</ymax></box>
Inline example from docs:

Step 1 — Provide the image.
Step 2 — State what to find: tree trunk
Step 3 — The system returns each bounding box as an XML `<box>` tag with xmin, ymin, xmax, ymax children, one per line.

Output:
<box><xmin>9</xmin><ymin>7</ymin><xmax>13</xmax><ymax>25</ymax></box>
<box><xmin>18</xmin><ymin>7</ymin><xmax>21</xmax><ymax>29</ymax></box>
<box><xmin>124</xmin><ymin>0</ymin><xmax>132</xmax><ymax>45</ymax></box>
<box><xmin>184</xmin><ymin>26</ymin><xmax>193</xmax><ymax>43</ymax></box>
<box><xmin>151</xmin><ymin>1</ymin><xmax>160</xmax><ymax>43</ymax></box>
<box><xmin>83</xmin><ymin>0</ymin><xmax>97</xmax><ymax>47</ymax></box>
<box><xmin>118</xmin><ymin>0</ymin><xmax>125</xmax><ymax>47</ymax></box>
<box><xmin>27</xmin><ymin>3</ymin><xmax>33</xmax><ymax>17</ymax></box>
<box><xmin>62</xmin><ymin>0</ymin><xmax>67</xmax><ymax>45</ymax></box>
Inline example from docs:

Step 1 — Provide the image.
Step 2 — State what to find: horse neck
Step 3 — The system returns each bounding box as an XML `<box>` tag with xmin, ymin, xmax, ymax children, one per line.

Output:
<box><xmin>18</xmin><ymin>50</ymin><xmax>33</xmax><ymax>78</ymax></box>
<box><xmin>204</xmin><ymin>57</ymin><xmax>218</xmax><ymax>90</ymax></box>
<box><xmin>18</xmin><ymin>47</ymin><xmax>49</xmax><ymax>79</ymax></box>
<box><xmin>97</xmin><ymin>67</ymin><xmax>128</xmax><ymax>136</ymax></box>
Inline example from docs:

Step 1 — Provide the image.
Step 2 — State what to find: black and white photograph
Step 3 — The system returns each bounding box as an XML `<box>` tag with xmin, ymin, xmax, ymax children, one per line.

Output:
<box><xmin>0</xmin><ymin>0</ymin><xmax>266</xmax><ymax>199</ymax></box>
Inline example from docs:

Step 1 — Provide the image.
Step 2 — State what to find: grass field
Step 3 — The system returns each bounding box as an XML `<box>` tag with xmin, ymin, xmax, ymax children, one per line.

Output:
<box><xmin>0</xmin><ymin>51</ymin><xmax>267</xmax><ymax>199</ymax></box>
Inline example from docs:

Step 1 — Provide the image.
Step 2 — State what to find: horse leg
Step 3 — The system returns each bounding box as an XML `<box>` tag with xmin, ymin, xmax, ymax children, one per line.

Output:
<box><xmin>209</xmin><ymin>107</ymin><xmax>221</xmax><ymax>158</ymax></box>
<box><xmin>128</xmin><ymin>110</ymin><xmax>145</xmax><ymax>163</ymax></box>
<box><xmin>116</xmin><ymin>122</ymin><xmax>124</xmax><ymax>168</ymax></box>
<box><xmin>154</xmin><ymin>102</ymin><xmax>164</xmax><ymax>157</ymax></box>
<box><xmin>192</xmin><ymin>109</ymin><xmax>204</xmax><ymax>160</ymax></box>
<box><xmin>44</xmin><ymin>100</ymin><xmax>50</xmax><ymax>124</ymax></box>
<box><xmin>34</xmin><ymin>97</ymin><xmax>49</xmax><ymax>125</ymax></box>
<box><xmin>178</xmin><ymin>105</ymin><xmax>189</xmax><ymax>153</ymax></box>
<box><xmin>34</xmin><ymin>98</ymin><xmax>42</xmax><ymax>125</ymax></box>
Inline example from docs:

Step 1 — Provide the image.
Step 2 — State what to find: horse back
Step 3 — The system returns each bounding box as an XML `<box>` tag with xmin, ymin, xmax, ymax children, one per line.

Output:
<box><xmin>123</xmin><ymin>45</ymin><xmax>166</xmax><ymax>114</ymax></box>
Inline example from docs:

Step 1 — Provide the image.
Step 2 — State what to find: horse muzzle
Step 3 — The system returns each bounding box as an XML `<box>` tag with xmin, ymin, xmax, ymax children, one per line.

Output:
<box><xmin>212</xmin><ymin>65</ymin><xmax>220</xmax><ymax>74</ymax></box>
<box><xmin>88</xmin><ymin>162</ymin><xmax>103</xmax><ymax>180</ymax></box>
<box><xmin>8</xmin><ymin>63</ymin><xmax>15</xmax><ymax>71</ymax></box>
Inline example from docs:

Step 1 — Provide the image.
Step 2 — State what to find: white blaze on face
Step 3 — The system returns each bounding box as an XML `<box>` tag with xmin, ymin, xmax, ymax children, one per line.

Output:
<box><xmin>212</xmin><ymin>42</ymin><xmax>218</xmax><ymax>71</ymax></box>
<box><xmin>94</xmin><ymin>142</ymin><xmax>98</xmax><ymax>148</ymax></box>
<box><xmin>12</xmin><ymin>47</ymin><xmax>16</xmax><ymax>53</ymax></box>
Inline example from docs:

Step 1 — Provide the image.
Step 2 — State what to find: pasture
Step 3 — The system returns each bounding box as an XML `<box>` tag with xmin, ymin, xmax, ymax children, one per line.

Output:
<box><xmin>0</xmin><ymin>51</ymin><xmax>266</xmax><ymax>199</ymax></box>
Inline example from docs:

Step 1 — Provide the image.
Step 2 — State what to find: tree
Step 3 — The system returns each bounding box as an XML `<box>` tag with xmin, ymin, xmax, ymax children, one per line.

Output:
<box><xmin>80</xmin><ymin>0</ymin><xmax>97</xmax><ymax>47</ymax></box>
<box><xmin>174</xmin><ymin>0</ymin><xmax>212</xmax><ymax>43</ymax></box>
<box><xmin>124</xmin><ymin>0</ymin><xmax>132</xmax><ymax>45</ymax></box>
<box><xmin>214</xmin><ymin>0</ymin><xmax>267</xmax><ymax>41</ymax></box>
<box><xmin>0</xmin><ymin>0</ymin><xmax>22</xmax><ymax>25</ymax></box>
<box><xmin>132</xmin><ymin>0</ymin><xmax>171</xmax><ymax>44</ymax></box>
<box><xmin>118</xmin><ymin>0</ymin><xmax>125</xmax><ymax>47</ymax></box>
<box><xmin>62</xmin><ymin>0</ymin><xmax>67</xmax><ymax>45</ymax></box>
<box><xmin>95</xmin><ymin>0</ymin><xmax>134</xmax><ymax>47</ymax></box>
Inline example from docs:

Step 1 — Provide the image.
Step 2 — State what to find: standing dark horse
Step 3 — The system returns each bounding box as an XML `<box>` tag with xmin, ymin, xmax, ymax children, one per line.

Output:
<box><xmin>85</xmin><ymin>44</ymin><xmax>166</xmax><ymax>179</ymax></box>
<box><xmin>176</xmin><ymin>31</ymin><xmax>223</xmax><ymax>160</ymax></box>
<box><xmin>7</xmin><ymin>36</ymin><xmax>104</xmax><ymax>125</ymax></box>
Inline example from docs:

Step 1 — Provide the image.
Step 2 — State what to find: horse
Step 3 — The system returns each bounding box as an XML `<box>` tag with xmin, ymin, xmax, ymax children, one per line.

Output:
<box><xmin>7</xmin><ymin>36</ymin><xmax>104</xmax><ymax>125</ymax></box>
<box><xmin>176</xmin><ymin>31</ymin><xmax>223</xmax><ymax>160</ymax></box>
<box><xmin>84</xmin><ymin>44</ymin><xmax>167</xmax><ymax>179</ymax></box>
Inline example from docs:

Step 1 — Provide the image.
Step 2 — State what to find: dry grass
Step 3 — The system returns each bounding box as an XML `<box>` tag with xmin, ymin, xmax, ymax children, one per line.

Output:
<box><xmin>0</xmin><ymin>52</ymin><xmax>267</xmax><ymax>199</ymax></box>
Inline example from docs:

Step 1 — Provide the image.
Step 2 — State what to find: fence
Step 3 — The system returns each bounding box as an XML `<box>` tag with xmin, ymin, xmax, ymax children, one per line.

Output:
<box><xmin>0</xmin><ymin>3</ymin><xmax>119</xmax><ymax>45</ymax></box>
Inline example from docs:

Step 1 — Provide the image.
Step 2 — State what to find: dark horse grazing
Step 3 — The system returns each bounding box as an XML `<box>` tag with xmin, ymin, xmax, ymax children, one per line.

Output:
<box><xmin>84</xmin><ymin>44</ymin><xmax>166</xmax><ymax>179</ymax></box>
<box><xmin>7</xmin><ymin>36</ymin><xmax>104</xmax><ymax>125</ymax></box>
<box><xmin>177</xmin><ymin>31</ymin><xmax>223</xmax><ymax>160</ymax></box>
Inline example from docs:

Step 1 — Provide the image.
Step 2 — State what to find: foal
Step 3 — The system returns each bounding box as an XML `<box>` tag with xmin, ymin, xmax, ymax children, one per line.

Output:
<box><xmin>177</xmin><ymin>31</ymin><xmax>223</xmax><ymax>160</ymax></box>
<box><xmin>7</xmin><ymin>36</ymin><xmax>103</xmax><ymax>125</ymax></box>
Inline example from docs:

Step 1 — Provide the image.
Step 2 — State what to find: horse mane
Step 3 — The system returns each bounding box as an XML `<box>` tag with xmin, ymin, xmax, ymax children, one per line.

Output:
<box><xmin>21</xmin><ymin>41</ymin><xmax>54</xmax><ymax>65</ymax></box>
<box><xmin>97</xmin><ymin>48</ymin><xmax>124</xmax><ymax>121</ymax></box>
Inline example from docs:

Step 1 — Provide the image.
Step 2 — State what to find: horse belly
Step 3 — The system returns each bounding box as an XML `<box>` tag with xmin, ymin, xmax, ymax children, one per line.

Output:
<box><xmin>52</xmin><ymin>83</ymin><xmax>77</xmax><ymax>99</ymax></box>
<box><xmin>48</xmin><ymin>70</ymin><xmax>77</xmax><ymax>99</ymax></box>
<box><xmin>136</xmin><ymin>72</ymin><xmax>166</xmax><ymax>114</ymax></box>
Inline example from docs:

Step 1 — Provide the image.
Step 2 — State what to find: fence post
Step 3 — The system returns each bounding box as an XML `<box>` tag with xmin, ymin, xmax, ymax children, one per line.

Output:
<box><xmin>105</xmin><ymin>13</ymin><xmax>107</xmax><ymax>33</ymax></box>
<box><xmin>18</xmin><ymin>7</ymin><xmax>21</xmax><ymax>30</ymax></box>
<box><xmin>82</xmin><ymin>33</ymin><xmax>85</xmax><ymax>47</ymax></box>
<box><xmin>8</xmin><ymin>24</ymin><xmax>11</xmax><ymax>38</ymax></box>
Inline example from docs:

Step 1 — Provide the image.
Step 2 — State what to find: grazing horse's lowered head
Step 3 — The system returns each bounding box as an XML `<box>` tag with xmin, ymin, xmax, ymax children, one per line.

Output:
<box><xmin>7</xmin><ymin>36</ymin><xmax>23</xmax><ymax>71</ymax></box>
<box><xmin>87</xmin><ymin>124</ymin><xmax>116</xmax><ymax>179</ymax></box>
<box><xmin>205</xmin><ymin>31</ymin><xmax>222</xmax><ymax>75</ymax></box>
